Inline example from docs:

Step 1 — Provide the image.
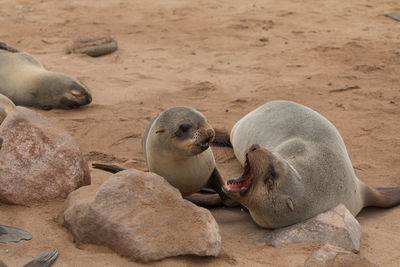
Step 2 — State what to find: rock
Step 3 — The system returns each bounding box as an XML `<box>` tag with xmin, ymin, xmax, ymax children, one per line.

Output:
<box><xmin>259</xmin><ymin>204</ymin><xmax>362</xmax><ymax>252</ymax></box>
<box><xmin>0</xmin><ymin>107</ymin><xmax>90</xmax><ymax>204</ymax></box>
<box><xmin>59</xmin><ymin>169</ymin><xmax>221</xmax><ymax>262</ymax></box>
<box><xmin>303</xmin><ymin>244</ymin><xmax>377</xmax><ymax>267</ymax></box>
<box><xmin>69</xmin><ymin>35</ymin><xmax>118</xmax><ymax>57</ymax></box>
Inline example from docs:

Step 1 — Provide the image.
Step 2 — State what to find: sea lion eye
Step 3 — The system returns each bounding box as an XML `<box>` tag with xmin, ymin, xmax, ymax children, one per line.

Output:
<box><xmin>175</xmin><ymin>124</ymin><xmax>192</xmax><ymax>137</ymax></box>
<box><xmin>270</xmin><ymin>166</ymin><xmax>276</xmax><ymax>180</ymax></box>
<box><xmin>179</xmin><ymin>124</ymin><xmax>191</xmax><ymax>133</ymax></box>
<box><xmin>71</xmin><ymin>90</ymin><xmax>82</xmax><ymax>96</ymax></box>
<box><xmin>264</xmin><ymin>165</ymin><xmax>276</xmax><ymax>184</ymax></box>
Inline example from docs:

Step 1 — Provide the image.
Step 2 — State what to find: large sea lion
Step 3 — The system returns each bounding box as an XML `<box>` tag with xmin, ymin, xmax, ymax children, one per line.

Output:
<box><xmin>0</xmin><ymin>94</ymin><xmax>15</xmax><ymax>124</ymax></box>
<box><xmin>221</xmin><ymin>100</ymin><xmax>400</xmax><ymax>228</ymax></box>
<box><xmin>93</xmin><ymin>106</ymin><xmax>233</xmax><ymax>206</ymax></box>
<box><xmin>0</xmin><ymin>43</ymin><xmax>92</xmax><ymax>110</ymax></box>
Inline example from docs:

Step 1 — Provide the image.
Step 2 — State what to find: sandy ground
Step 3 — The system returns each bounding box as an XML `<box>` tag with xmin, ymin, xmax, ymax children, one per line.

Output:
<box><xmin>1</xmin><ymin>0</ymin><xmax>400</xmax><ymax>266</ymax></box>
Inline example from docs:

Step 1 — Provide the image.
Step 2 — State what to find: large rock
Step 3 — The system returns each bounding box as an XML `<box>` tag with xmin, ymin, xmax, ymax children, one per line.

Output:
<box><xmin>59</xmin><ymin>169</ymin><xmax>221</xmax><ymax>262</ymax></box>
<box><xmin>259</xmin><ymin>204</ymin><xmax>362</xmax><ymax>252</ymax></box>
<box><xmin>304</xmin><ymin>244</ymin><xmax>377</xmax><ymax>267</ymax></box>
<box><xmin>0</xmin><ymin>107</ymin><xmax>90</xmax><ymax>204</ymax></box>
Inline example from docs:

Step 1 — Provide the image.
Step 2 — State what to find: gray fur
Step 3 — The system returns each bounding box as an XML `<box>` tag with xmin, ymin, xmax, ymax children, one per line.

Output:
<box><xmin>227</xmin><ymin>101</ymin><xmax>379</xmax><ymax>228</ymax></box>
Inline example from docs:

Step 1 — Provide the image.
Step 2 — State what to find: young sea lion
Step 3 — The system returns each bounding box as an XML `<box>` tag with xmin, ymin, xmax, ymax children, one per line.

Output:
<box><xmin>221</xmin><ymin>100</ymin><xmax>400</xmax><ymax>228</ymax></box>
<box><xmin>93</xmin><ymin>107</ymin><xmax>234</xmax><ymax>206</ymax></box>
<box><xmin>0</xmin><ymin>43</ymin><xmax>91</xmax><ymax>110</ymax></box>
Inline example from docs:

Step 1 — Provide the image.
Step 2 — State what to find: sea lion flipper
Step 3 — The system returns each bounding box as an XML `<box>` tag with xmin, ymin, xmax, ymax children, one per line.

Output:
<box><xmin>0</xmin><ymin>224</ymin><xmax>32</xmax><ymax>243</ymax></box>
<box><xmin>0</xmin><ymin>42</ymin><xmax>19</xmax><ymax>53</ymax></box>
<box><xmin>199</xmin><ymin>188</ymin><xmax>217</xmax><ymax>194</ymax></box>
<box><xmin>23</xmin><ymin>248</ymin><xmax>58</xmax><ymax>267</ymax></box>
<box><xmin>92</xmin><ymin>163</ymin><xmax>125</xmax><ymax>174</ymax></box>
<box><xmin>185</xmin><ymin>193</ymin><xmax>222</xmax><ymax>207</ymax></box>
<box><xmin>208</xmin><ymin>168</ymin><xmax>239</xmax><ymax>207</ymax></box>
<box><xmin>211</xmin><ymin>128</ymin><xmax>232</xmax><ymax>147</ymax></box>
<box><xmin>365</xmin><ymin>186</ymin><xmax>400</xmax><ymax>208</ymax></box>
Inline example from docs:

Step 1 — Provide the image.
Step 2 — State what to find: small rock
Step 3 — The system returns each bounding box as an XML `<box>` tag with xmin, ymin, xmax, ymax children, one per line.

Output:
<box><xmin>0</xmin><ymin>107</ymin><xmax>90</xmax><ymax>204</ymax></box>
<box><xmin>69</xmin><ymin>35</ymin><xmax>118</xmax><ymax>57</ymax></box>
<box><xmin>59</xmin><ymin>169</ymin><xmax>221</xmax><ymax>262</ymax></box>
<box><xmin>393</xmin><ymin>50</ymin><xmax>400</xmax><ymax>55</ymax></box>
<box><xmin>259</xmin><ymin>37</ymin><xmax>269</xmax><ymax>42</ymax></box>
<box><xmin>259</xmin><ymin>204</ymin><xmax>362</xmax><ymax>252</ymax></box>
<box><xmin>390</xmin><ymin>100</ymin><xmax>395</xmax><ymax>104</ymax></box>
<box><xmin>303</xmin><ymin>244</ymin><xmax>377</xmax><ymax>267</ymax></box>
<box><xmin>328</xmin><ymin>82</ymin><xmax>332</xmax><ymax>86</ymax></box>
<box><xmin>240</xmin><ymin>19</ymin><xmax>247</xmax><ymax>23</ymax></box>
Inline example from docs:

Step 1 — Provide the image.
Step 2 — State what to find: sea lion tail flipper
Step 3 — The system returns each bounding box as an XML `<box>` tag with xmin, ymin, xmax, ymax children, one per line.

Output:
<box><xmin>212</xmin><ymin>128</ymin><xmax>232</xmax><ymax>147</ymax></box>
<box><xmin>365</xmin><ymin>186</ymin><xmax>400</xmax><ymax>208</ymax></box>
<box><xmin>0</xmin><ymin>224</ymin><xmax>32</xmax><ymax>243</ymax></box>
<box><xmin>0</xmin><ymin>42</ymin><xmax>19</xmax><ymax>53</ymax></box>
<box><xmin>23</xmin><ymin>248</ymin><xmax>58</xmax><ymax>267</ymax></box>
<box><xmin>92</xmin><ymin>163</ymin><xmax>125</xmax><ymax>174</ymax></box>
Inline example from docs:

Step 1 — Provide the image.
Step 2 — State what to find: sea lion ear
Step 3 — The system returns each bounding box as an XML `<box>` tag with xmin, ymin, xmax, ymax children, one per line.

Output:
<box><xmin>286</xmin><ymin>198</ymin><xmax>294</xmax><ymax>211</ymax></box>
<box><xmin>155</xmin><ymin>128</ymin><xmax>165</xmax><ymax>134</ymax></box>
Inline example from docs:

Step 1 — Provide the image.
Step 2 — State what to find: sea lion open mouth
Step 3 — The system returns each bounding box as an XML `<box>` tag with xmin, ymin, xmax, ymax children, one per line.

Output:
<box><xmin>223</xmin><ymin>155</ymin><xmax>253</xmax><ymax>195</ymax></box>
<box><xmin>196</xmin><ymin>141</ymin><xmax>210</xmax><ymax>151</ymax></box>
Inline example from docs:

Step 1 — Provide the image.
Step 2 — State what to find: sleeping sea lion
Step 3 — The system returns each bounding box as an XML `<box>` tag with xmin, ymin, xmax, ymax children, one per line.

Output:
<box><xmin>0</xmin><ymin>43</ymin><xmax>91</xmax><ymax>110</ymax></box>
<box><xmin>221</xmin><ymin>100</ymin><xmax>400</xmax><ymax>228</ymax></box>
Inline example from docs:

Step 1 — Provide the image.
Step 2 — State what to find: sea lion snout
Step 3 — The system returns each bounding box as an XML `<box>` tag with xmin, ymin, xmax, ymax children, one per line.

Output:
<box><xmin>206</xmin><ymin>128</ymin><xmax>215</xmax><ymax>141</ymax></box>
<box><xmin>195</xmin><ymin>127</ymin><xmax>215</xmax><ymax>149</ymax></box>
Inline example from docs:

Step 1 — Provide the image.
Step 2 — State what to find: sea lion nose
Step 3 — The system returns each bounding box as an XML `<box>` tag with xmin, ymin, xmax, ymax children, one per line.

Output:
<box><xmin>86</xmin><ymin>93</ymin><xmax>92</xmax><ymax>104</ymax></box>
<box><xmin>206</xmin><ymin>128</ymin><xmax>215</xmax><ymax>140</ymax></box>
<box><xmin>249</xmin><ymin>144</ymin><xmax>260</xmax><ymax>152</ymax></box>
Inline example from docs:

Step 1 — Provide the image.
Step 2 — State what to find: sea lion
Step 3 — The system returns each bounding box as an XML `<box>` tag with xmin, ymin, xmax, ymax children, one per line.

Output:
<box><xmin>0</xmin><ymin>43</ymin><xmax>92</xmax><ymax>110</ymax></box>
<box><xmin>93</xmin><ymin>106</ymin><xmax>233</xmax><ymax>205</ymax></box>
<box><xmin>221</xmin><ymin>100</ymin><xmax>400</xmax><ymax>228</ymax></box>
<box><xmin>0</xmin><ymin>94</ymin><xmax>15</xmax><ymax>124</ymax></box>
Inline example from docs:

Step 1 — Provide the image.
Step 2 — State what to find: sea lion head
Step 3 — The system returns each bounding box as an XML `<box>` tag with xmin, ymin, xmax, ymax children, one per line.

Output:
<box><xmin>34</xmin><ymin>72</ymin><xmax>92</xmax><ymax>110</ymax></box>
<box><xmin>0</xmin><ymin>94</ymin><xmax>15</xmax><ymax>124</ymax></box>
<box><xmin>223</xmin><ymin>144</ymin><xmax>304</xmax><ymax>228</ymax></box>
<box><xmin>153</xmin><ymin>107</ymin><xmax>215</xmax><ymax>157</ymax></box>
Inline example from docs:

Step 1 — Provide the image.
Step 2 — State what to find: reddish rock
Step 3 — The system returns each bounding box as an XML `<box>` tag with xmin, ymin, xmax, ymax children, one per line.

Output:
<box><xmin>304</xmin><ymin>244</ymin><xmax>377</xmax><ymax>267</ymax></box>
<box><xmin>259</xmin><ymin>204</ymin><xmax>362</xmax><ymax>252</ymax></box>
<box><xmin>0</xmin><ymin>107</ymin><xmax>90</xmax><ymax>204</ymax></box>
<box><xmin>59</xmin><ymin>169</ymin><xmax>221</xmax><ymax>262</ymax></box>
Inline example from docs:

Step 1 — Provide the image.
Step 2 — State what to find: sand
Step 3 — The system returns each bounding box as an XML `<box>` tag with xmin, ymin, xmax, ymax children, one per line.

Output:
<box><xmin>0</xmin><ymin>0</ymin><xmax>399</xmax><ymax>266</ymax></box>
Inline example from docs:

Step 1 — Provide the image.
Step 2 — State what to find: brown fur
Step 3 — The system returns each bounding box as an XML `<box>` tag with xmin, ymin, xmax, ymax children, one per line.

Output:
<box><xmin>364</xmin><ymin>186</ymin><xmax>400</xmax><ymax>208</ymax></box>
<box><xmin>212</xmin><ymin>128</ymin><xmax>232</xmax><ymax>147</ymax></box>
